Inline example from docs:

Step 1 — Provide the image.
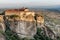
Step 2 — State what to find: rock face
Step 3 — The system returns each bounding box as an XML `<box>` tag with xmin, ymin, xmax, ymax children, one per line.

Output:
<box><xmin>0</xmin><ymin>33</ymin><xmax>5</xmax><ymax>40</ymax></box>
<box><xmin>16</xmin><ymin>21</ymin><xmax>36</xmax><ymax>38</ymax></box>
<box><xmin>4</xmin><ymin>8</ymin><xmax>37</xmax><ymax>38</ymax></box>
<box><xmin>0</xmin><ymin>15</ymin><xmax>5</xmax><ymax>32</ymax></box>
<box><xmin>7</xmin><ymin>13</ymin><xmax>45</xmax><ymax>39</ymax></box>
<box><xmin>4</xmin><ymin>8</ymin><xmax>57</xmax><ymax>40</ymax></box>
<box><xmin>36</xmin><ymin>14</ymin><xmax>44</xmax><ymax>28</ymax></box>
<box><xmin>0</xmin><ymin>22</ymin><xmax>5</xmax><ymax>32</ymax></box>
<box><xmin>0</xmin><ymin>16</ymin><xmax>6</xmax><ymax>40</ymax></box>
<box><xmin>8</xmin><ymin>20</ymin><xmax>36</xmax><ymax>38</ymax></box>
<box><xmin>36</xmin><ymin>14</ymin><xmax>56</xmax><ymax>40</ymax></box>
<box><xmin>37</xmin><ymin>22</ymin><xmax>56</xmax><ymax>40</ymax></box>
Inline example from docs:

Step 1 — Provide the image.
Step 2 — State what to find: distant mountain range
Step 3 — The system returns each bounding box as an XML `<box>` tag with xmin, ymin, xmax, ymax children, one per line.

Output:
<box><xmin>0</xmin><ymin>5</ymin><xmax>60</xmax><ymax>13</ymax></box>
<box><xmin>29</xmin><ymin>5</ymin><xmax>60</xmax><ymax>13</ymax></box>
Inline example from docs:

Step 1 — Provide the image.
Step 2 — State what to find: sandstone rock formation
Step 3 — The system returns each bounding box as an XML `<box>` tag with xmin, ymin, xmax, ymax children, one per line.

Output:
<box><xmin>4</xmin><ymin>8</ymin><xmax>57</xmax><ymax>40</ymax></box>
<box><xmin>5</xmin><ymin>8</ymin><xmax>37</xmax><ymax>38</ymax></box>
<box><xmin>0</xmin><ymin>15</ymin><xmax>6</xmax><ymax>40</ymax></box>
<box><xmin>36</xmin><ymin>14</ymin><xmax>44</xmax><ymax>28</ymax></box>
<box><xmin>0</xmin><ymin>15</ymin><xmax>5</xmax><ymax>32</ymax></box>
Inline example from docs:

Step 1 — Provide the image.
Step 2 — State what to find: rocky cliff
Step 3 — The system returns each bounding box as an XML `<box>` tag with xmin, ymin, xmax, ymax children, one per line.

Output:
<box><xmin>0</xmin><ymin>8</ymin><xmax>58</xmax><ymax>40</ymax></box>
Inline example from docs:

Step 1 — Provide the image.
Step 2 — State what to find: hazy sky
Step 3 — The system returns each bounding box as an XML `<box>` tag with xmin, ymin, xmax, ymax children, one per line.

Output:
<box><xmin>0</xmin><ymin>0</ymin><xmax>60</xmax><ymax>8</ymax></box>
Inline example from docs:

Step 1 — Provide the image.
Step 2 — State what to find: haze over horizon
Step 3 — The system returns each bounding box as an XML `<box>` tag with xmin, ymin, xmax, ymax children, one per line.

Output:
<box><xmin>0</xmin><ymin>0</ymin><xmax>60</xmax><ymax>9</ymax></box>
